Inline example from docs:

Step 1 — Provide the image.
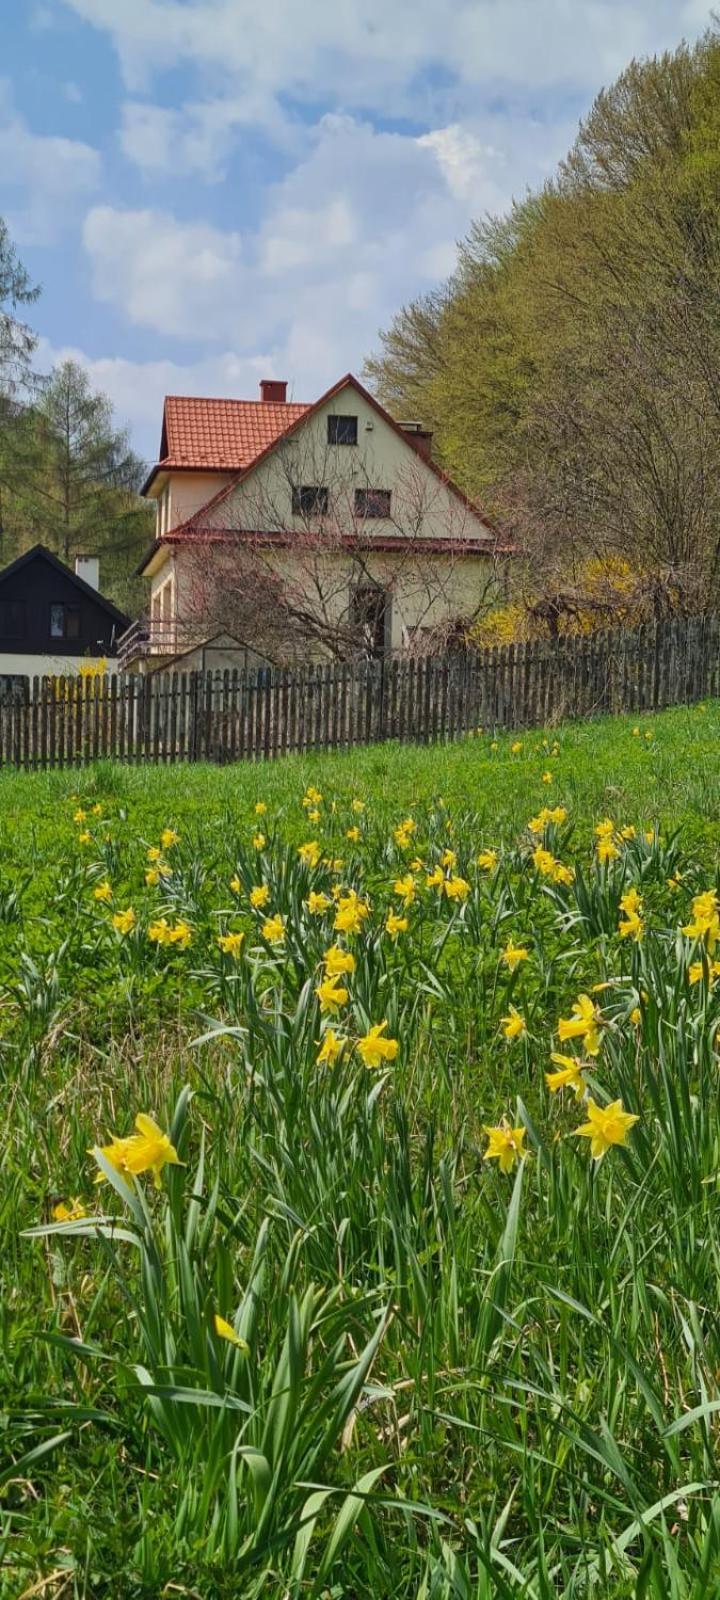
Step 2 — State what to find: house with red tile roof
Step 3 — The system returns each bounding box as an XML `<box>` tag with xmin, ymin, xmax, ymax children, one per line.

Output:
<box><xmin>120</xmin><ymin>374</ymin><xmax>505</xmax><ymax>672</ymax></box>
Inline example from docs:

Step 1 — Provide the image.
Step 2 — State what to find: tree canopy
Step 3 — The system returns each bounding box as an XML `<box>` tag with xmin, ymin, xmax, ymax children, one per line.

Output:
<box><xmin>0</xmin><ymin>229</ymin><xmax>150</xmax><ymax>614</ymax></box>
<box><xmin>365</xmin><ymin>28</ymin><xmax>720</xmax><ymax>628</ymax></box>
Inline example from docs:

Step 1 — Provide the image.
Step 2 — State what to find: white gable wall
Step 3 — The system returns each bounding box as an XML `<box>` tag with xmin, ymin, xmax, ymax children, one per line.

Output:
<box><xmin>195</xmin><ymin>388</ymin><xmax>492</xmax><ymax>546</ymax></box>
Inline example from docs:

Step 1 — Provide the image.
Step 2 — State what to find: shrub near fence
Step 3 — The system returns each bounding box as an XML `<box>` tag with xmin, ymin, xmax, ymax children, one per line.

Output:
<box><xmin>1</xmin><ymin>614</ymin><xmax>719</xmax><ymax>770</ymax></box>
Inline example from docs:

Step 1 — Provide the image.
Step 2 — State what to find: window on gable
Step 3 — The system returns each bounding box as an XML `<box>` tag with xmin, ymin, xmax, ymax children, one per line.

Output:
<box><xmin>355</xmin><ymin>487</ymin><xmax>391</xmax><ymax>519</ymax></box>
<box><xmin>0</xmin><ymin>600</ymin><xmax>26</xmax><ymax>640</ymax></box>
<box><xmin>49</xmin><ymin>604</ymin><xmax>81</xmax><ymax>641</ymax></box>
<box><xmin>328</xmin><ymin>414</ymin><xmax>358</xmax><ymax>446</ymax></box>
<box><xmin>292</xmin><ymin>485</ymin><xmax>329</xmax><ymax>516</ymax></box>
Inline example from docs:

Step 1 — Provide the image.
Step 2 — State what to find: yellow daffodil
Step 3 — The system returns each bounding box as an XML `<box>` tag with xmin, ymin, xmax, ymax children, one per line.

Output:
<box><xmin>334</xmin><ymin>891</ymin><xmax>370</xmax><ymax>935</ymax></box>
<box><xmin>147</xmin><ymin>845</ymin><xmax>162</xmax><ymax>862</ymax></box>
<box><xmin>250</xmin><ymin>884</ymin><xmax>270</xmax><ymax>908</ymax></box>
<box><xmin>214</xmin><ymin>1314</ymin><xmax>249</xmax><ymax>1352</ymax></box>
<box><xmin>511</xmin><ymin>741</ymin><xmax>522</xmax><ymax>754</ymax></box>
<box><xmin>357</xmin><ymin>1021</ymin><xmax>399</xmax><ymax>1068</ymax></box>
<box><xmin>252</xmin><ymin>833</ymin><xmax>266</xmax><ymax>850</ymax></box>
<box><xmin>308</xmin><ymin>808</ymin><xmax>321</xmax><ymax>825</ymax></box>
<box><xmin>394</xmin><ymin>818</ymin><xmax>416</xmax><ymax>849</ymax></box>
<box><xmin>597</xmin><ymin>836</ymin><xmax>620</xmax><ymax>864</ymax></box>
<box><xmin>262</xmin><ymin>914</ymin><xmax>285</xmax><ymax>944</ymax></box>
<box><xmin>545</xmin><ymin>1052</ymin><xmax>586</xmax><ymax>1099</ymax></box>
<box><xmin>323</xmin><ymin>944</ymin><xmax>356</xmax><ymax>976</ymax></box>
<box><xmin>557</xmin><ymin>993</ymin><xmax>602</xmax><ymax>1056</ymax></box>
<box><xmin>230</xmin><ymin>874</ymin><xmax>242</xmax><ymax>895</ymax></box>
<box><xmin>345</xmin><ymin>825</ymin><xmax>361</xmax><ymax>842</ymax></box>
<box><xmin>53</xmin><ymin>1197</ymin><xmax>87</xmax><ymax>1222</ymax></box>
<box><xmin>78</xmin><ymin>830</ymin><xmax>91</xmax><ymax>845</ymax></box>
<box><xmin>443</xmin><ymin>873</ymin><xmax>470</xmax><ymax>900</ymax></box>
<box><xmin>112</xmin><ymin>907</ymin><xmax>136</xmax><ymax>935</ymax></box>
<box><xmin>315</xmin><ymin>974</ymin><xmax>349</xmax><ymax>1013</ymax></box>
<box><xmin>393</xmin><ymin>873</ymin><xmax>416</xmax><ymax>907</ymax></box>
<box><xmin>542</xmin><ymin>771</ymin><xmax>553</xmax><ymax>783</ymax></box>
<box><xmin>618</xmin><ymin>887</ymin><xmax>644</xmax><ymax>941</ymax></box>
<box><xmin>426</xmin><ymin>866</ymin><xmax>445</xmax><ymax>890</ymax></box>
<box><xmin>93</xmin><ymin>880</ymin><xmax>112</xmax><ymax>902</ymax></box>
<box><xmin>298</xmin><ymin>840</ymin><xmax>321</xmax><ymax>868</ymax></box>
<box><xmin>351</xmin><ymin>798</ymin><xmax>365</xmax><ymax>813</ymax></box>
<box><xmin>629</xmin><ymin>1006</ymin><xmax>642</xmax><ymax>1025</ymax></box>
<box><xmin>217</xmin><ymin>931</ymin><xmax>245</xmax><ymax>958</ymax></box>
<box><xmin>303</xmin><ymin>787</ymin><xmax>323</xmax><ymax>808</ymax></box>
<box><xmin>573</xmin><ymin>1098</ymin><xmax>639</xmax><ymax>1161</ymax></box>
<box><xmin>683</xmin><ymin>889</ymin><xmax>720</xmax><ymax>952</ymax></box>
<box><xmin>501</xmin><ymin>940</ymin><xmax>530</xmax><ymax>970</ymax></box>
<box><xmin>501</xmin><ymin>1006</ymin><xmax>526</xmax><ymax>1040</ymax></box>
<box><xmin>254</xmin><ymin>801</ymin><xmax>267</xmax><ymax>816</ymax></box>
<box><xmin>160</xmin><ymin>829</ymin><xmax>179</xmax><ymax>850</ymax></box>
<box><xmin>483</xmin><ymin>1120</ymin><xmax>526</xmax><ymax>1173</ymax></box>
<box><xmin>93</xmin><ymin>1113</ymin><xmax>181</xmax><ymax>1188</ymax></box>
<box><xmin>306</xmin><ymin>890</ymin><xmax>331</xmax><ymax>915</ymax></box>
<box><xmin>477</xmin><ymin>848</ymin><xmax>498</xmax><ymax>872</ymax></box>
<box><xmin>316</xmin><ymin>1028</ymin><xmax>346</xmax><ymax>1065</ymax></box>
<box><xmin>385</xmin><ymin>912</ymin><xmax>408</xmax><ymax>939</ymax></box>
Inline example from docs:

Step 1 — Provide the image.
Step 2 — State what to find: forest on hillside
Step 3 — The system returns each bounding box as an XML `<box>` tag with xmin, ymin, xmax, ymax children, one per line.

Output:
<box><xmin>365</xmin><ymin>28</ymin><xmax>720</xmax><ymax>641</ymax></box>
<box><xmin>0</xmin><ymin>223</ymin><xmax>151</xmax><ymax>615</ymax></box>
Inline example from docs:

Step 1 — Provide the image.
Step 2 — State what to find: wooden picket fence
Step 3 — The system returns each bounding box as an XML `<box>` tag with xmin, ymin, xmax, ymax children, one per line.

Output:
<box><xmin>1</xmin><ymin>613</ymin><xmax>719</xmax><ymax>770</ymax></box>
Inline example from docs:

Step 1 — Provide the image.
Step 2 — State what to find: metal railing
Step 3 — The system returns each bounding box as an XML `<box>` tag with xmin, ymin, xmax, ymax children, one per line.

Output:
<box><xmin>116</xmin><ymin>617</ymin><xmax>201</xmax><ymax>671</ymax></box>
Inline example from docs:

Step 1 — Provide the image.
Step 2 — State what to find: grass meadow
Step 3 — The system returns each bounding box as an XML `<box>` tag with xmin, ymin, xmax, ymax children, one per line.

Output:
<box><xmin>4</xmin><ymin>701</ymin><xmax>720</xmax><ymax>1596</ymax></box>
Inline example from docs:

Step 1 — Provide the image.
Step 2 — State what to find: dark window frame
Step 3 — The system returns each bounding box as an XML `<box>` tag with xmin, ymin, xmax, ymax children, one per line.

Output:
<box><xmin>328</xmin><ymin>414</ymin><xmax>358</xmax><ymax>446</ymax></box>
<box><xmin>49</xmin><ymin>603</ymin><xmax>81</xmax><ymax>641</ymax></box>
<box><xmin>0</xmin><ymin>599</ymin><xmax>26</xmax><ymax>641</ymax></box>
<box><xmin>291</xmin><ymin>485</ymin><xmax>330</xmax><ymax>516</ymax></box>
<box><xmin>354</xmin><ymin>487</ymin><xmax>392</xmax><ymax>519</ymax></box>
<box><xmin>350</xmin><ymin>582</ymin><xmax>391</xmax><ymax>659</ymax></box>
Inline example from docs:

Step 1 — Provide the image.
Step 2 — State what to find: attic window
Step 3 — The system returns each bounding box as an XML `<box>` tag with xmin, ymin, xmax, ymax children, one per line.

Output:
<box><xmin>50</xmin><ymin>604</ymin><xmax>80</xmax><ymax>641</ymax></box>
<box><xmin>355</xmin><ymin>488</ymin><xmax>392</xmax><ymax>519</ymax></box>
<box><xmin>0</xmin><ymin>601</ymin><xmax>25</xmax><ymax>640</ymax></box>
<box><xmin>292</xmin><ymin>485</ymin><xmax>329</xmax><ymax>516</ymax></box>
<box><xmin>328</xmin><ymin>415</ymin><xmax>358</xmax><ymax>446</ymax></box>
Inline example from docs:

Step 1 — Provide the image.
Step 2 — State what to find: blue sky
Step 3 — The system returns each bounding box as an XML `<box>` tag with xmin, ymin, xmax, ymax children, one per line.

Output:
<box><xmin>0</xmin><ymin>0</ymin><xmax>713</xmax><ymax>466</ymax></box>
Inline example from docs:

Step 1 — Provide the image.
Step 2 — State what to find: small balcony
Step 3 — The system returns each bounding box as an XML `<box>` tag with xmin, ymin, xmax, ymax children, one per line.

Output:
<box><xmin>117</xmin><ymin>616</ymin><xmax>202</xmax><ymax>673</ymax></box>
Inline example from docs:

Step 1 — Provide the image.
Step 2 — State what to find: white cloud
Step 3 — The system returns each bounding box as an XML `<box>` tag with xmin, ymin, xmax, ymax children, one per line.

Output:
<box><xmin>418</xmin><ymin>126</ymin><xmax>503</xmax><ymax>204</ymax></box>
<box><xmin>119</xmin><ymin>93</ymin><xmax>283</xmax><ymax>180</ymax></box>
<box><xmin>82</xmin><ymin>114</ymin><xmax>516</xmax><ymax>359</ymax></box>
<box><xmin>78</xmin><ymin>110</ymin><xmax>542</xmax><ymax>447</ymax></box>
<box><xmin>60</xmin><ymin>0</ymin><xmax>713</xmax><ymax>110</ymax></box>
<box><xmin>83</xmin><ymin>206</ymin><xmax>244</xmax><ymax>338</ymax></box>
<box><xmin>0</xmin><ymin>80</ymin><xmax>100</xmax><ymax>244</ymax></box>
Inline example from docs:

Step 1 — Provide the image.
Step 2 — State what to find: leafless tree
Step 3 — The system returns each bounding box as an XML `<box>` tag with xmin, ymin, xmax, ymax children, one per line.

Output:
<box><xmin>175</xmin><ymin>429</ymin><xmax>507</xmax><ymax>663</ymax></box>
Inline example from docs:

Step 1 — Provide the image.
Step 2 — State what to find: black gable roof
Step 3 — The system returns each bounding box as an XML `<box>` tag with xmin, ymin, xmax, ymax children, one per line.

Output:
<box><xmin>0</xmin><ymin>545</ymin><xmax>130</xmax><ymax>628</ymax></box>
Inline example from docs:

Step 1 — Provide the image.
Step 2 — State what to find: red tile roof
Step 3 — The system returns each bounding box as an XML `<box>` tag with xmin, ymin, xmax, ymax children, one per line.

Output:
<box><xmin>157</xmin><ymin>395</ymin><xmax>310</xmax><ymax>472</ymax></box>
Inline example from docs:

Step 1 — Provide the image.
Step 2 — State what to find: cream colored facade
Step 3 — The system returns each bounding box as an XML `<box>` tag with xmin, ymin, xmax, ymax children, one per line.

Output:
<box><xmin>139</xmin><ymin>381</ymin><xmax>498</xmax><ymax>664</ymax></box>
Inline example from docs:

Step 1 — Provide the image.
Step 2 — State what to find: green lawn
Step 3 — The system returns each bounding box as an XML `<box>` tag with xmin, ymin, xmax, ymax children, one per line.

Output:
<box><xmin>3</xmin><ymin>702</ymin><xmax>720</xmax><ymax>1597</ymax></box>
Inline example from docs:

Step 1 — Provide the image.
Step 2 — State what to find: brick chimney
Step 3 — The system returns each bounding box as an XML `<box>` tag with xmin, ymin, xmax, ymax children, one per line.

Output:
<box><xmin>400</xmin><ymin>421</ymin><xmax>433</xmax><ymax>459</ymax></box>
<box><xmin>259</xmin><ymin>379</ymin><xmax>287</xmax><ymax>403</ymax></box>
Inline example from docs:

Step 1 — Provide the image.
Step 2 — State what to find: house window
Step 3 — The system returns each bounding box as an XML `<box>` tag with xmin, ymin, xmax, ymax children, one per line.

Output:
<box><xmin>292</xmin><ymin>485</ymin><xmax>329</xmax><ymax>516</ymax></box>
<box><xmin>328</xmin><ymin>415</ymin><xmax>358</xmax><ymax>446</ymax></box>
<box><xmin>355</xmin><ymin>488</ymin><xmax>392</xmax><ymax>519</ymax></box>
<box><xmin>49</xmin><ymin>604</ymin><xmax>80</xmax><ymax>641</ymax></box>
<box><xmin>0</xmin><ymin>600</ymin><xmax>26</xmax><ymax>640</ymax></box>
<box><xmin>350</xmin><ymin>584</ymin><xmax>390</xmax><ymax>658</ymax></box>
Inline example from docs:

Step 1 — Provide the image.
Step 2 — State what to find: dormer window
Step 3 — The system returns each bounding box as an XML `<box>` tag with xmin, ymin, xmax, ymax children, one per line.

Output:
<box><xmin>328</xmin><ymin>415</ymin><xmax>358</xmax><ymax>446</ymax></box>
<box><xmin>292</xmin><ymin>486</ymin><xmax>329</xmax><ymax>515</ymax></box>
